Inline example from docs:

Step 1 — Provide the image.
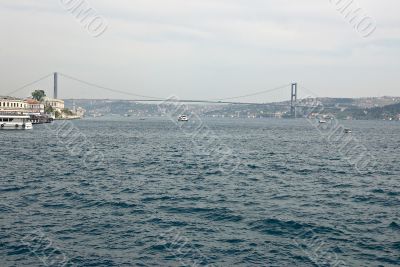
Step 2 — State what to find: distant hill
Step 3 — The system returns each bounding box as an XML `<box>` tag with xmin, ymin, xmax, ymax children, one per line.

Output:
<box><xmin>63</xmin><ymin>97</ymin><xmax>400</xmax><ymax>120</ymax></box>
<box><xmin>359</xmin><ymin>102</ymin><xmax>400</xmax><ymax>120</ymax></box>
<box><xmin>313</xmin><ymin>101</ymin><xmax>400</xmax><ymax>120</ymax></box>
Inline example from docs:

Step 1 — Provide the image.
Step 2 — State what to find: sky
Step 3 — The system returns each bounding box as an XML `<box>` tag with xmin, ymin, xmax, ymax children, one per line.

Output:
<box><xmin>0</xmin><ymin>0</ymin><xmax>399</xmax><ymax>102</ymax></box>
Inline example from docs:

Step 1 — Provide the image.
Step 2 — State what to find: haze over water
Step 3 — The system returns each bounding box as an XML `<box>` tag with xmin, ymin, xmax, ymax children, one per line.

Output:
<box><xmin>1</xmin><ymin>117</ymin><xmax>399</xmax><ymax>266</ymax></box>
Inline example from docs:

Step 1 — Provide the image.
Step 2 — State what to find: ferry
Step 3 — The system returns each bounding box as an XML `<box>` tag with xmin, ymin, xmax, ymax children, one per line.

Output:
<box><xmin>0</xmin><ymin>115</ymin><xmax>33</xmax><ymax>130</ymax></box>
<box><xmin>178</xmin><ymin>115</ymin><xmax>189</xmax><ymax>122</ymax></box>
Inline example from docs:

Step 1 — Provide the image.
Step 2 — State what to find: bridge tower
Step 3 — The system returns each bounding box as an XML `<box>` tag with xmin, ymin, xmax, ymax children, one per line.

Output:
<box><xmin>291</xmin><ymin>83</ymin><xmax>297</xmax><ymax>118</ymax></box>
<box><xmin>54</xmin><ymin>72</ymin><xmax>58</xmax><ymax>99</ymax></box>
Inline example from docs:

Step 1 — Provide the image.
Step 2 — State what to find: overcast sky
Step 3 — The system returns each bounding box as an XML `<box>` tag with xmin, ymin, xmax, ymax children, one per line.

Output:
<box><xmin>0</xmin><ymin>0</ymin><xmax>399</xmax><ymax>102</ymax></box>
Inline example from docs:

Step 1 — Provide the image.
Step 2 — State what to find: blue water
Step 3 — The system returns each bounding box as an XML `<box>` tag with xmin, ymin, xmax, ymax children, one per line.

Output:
<box><xmin>1</xmin><ymin>117</ymin><xmax>399</xmax><ymax>266</ymax></box>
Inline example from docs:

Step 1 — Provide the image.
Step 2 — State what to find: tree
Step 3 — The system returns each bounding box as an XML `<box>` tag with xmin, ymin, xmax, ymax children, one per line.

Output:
<box><xmin>62</xmin><ymin>108</ymin><xmax>74</xmax><ymax>116</ymax></box>
<box><xmin>32</xmin><ymin>90</ymin><xmax>46</xmax><ymax>101</ymax></box>
<box><xmin>44</xmin><ymin>105</ymin><xmax>54</xmax><ymax>113</ymax></box>
<box><xmin>55</xmin><ymin>110</ymin><xmax>61</xmax><ymax>118</ymax></box>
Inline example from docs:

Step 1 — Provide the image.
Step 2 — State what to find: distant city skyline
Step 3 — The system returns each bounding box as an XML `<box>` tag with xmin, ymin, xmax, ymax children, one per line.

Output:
<box><xmin>1</xmin><ymin>0</ymin><xmax>399</xmax><ymax>102</ymax></box>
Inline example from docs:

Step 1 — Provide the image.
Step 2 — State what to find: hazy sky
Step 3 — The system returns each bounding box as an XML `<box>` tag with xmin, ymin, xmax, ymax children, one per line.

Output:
<box><xmin>1</xmin><ymin>0</ymin><xmax>399</xmax><ymax>102</ymax></box>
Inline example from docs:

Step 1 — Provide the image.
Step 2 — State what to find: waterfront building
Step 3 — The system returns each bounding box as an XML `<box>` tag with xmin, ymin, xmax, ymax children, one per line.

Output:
<box><xmin>25</xmin><ymin>99</ymin><xmax>45</xmax><ymax>115</ymax></box>
<box><xmin>75</xmin><ymin>107</ymin><xmax>86</xmax><ymax>118</ymax></box>
<box><xmin>43</xmin><ymin>97</ymin><xmax>65</xmax><ymax>112</ymax></box>
<box><xmin>0</xmin><ymin>97</ymin><xmax>28</xmax><ymax>114</ymax></box>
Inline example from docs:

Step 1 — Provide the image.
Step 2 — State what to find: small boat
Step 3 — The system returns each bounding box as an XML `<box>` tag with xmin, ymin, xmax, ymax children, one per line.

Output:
<box><xmin>319</xmin><ymin>119</ymin><xmax>327</xmax><ymax>124</ymax></box>
<box><xmin>0</xmin><ymin>115</ymin><xmax>33</xmax><ymax>130</ymax></box>
<box><xmin>344</xmin><ymin>128</ymin><xmax>352</xmax><ymax>133</ymax></box>
<box><xmin>178</xmin><ymin>115</ymin><xmax>188</xmax><ymax>122</ymax></box>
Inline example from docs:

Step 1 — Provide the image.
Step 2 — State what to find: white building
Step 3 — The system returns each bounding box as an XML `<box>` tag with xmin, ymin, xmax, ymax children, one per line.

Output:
<box><xmin>76</xmin><ymin>107</ymin><xmax>86</xmax><ymax>118</ymax></box>
<box><xmin>0</xmin><ymin>97</ymin><xmax>28</xmax><ymax>114</ymax></box>
<box><xmin>43</xmin><ymin>97</ymin><xmax>65</xmax><ymax>112</ymax></box>
<box><xmin>25</xmin><ymin>99</ymin><xmax>45</xmax><ymax>115</ymax></box>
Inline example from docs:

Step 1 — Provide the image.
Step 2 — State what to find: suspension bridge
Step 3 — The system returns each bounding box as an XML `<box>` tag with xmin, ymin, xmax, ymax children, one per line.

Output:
<box><xmin>4</xmin><ymin>72</ymin><xmax>320</xmax><ymax>118</ymax></box>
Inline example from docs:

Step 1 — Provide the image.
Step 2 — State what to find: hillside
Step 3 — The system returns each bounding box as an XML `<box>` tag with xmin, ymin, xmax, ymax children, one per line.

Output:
<box><xmin>64</xmin><ymin>97</ymin><xmax>400</xmax><ymax>120</ymax></box>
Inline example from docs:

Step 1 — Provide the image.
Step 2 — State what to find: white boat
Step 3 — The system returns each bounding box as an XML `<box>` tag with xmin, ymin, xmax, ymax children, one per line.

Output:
<box><xmin>0</xmin><ymin>115</ymin><xmax>33</xmax><ymax>130</ymax></box>
<box><xmin>319</xmin><ymin>119</ymin><xmax>327</xmax><ymax>123</ymax></box>
<box><xmin>178</xmin><ymin>115</ymin><xmax>188</xmax><ymax>122</ymax></box>
<box><xmin>344</xmin><ymin>128</ymin><xmax>352</xmax><ymax>133</ymax></box>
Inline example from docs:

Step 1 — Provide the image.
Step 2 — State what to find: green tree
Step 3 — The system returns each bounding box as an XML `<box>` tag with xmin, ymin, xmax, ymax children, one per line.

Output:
<box><xmin>44</xmin><ymin>105</ymin><xmax>54</xmax><ymax>113</ymax></box>
<box><xmin>55</xmin><ymin>110</ymin><xmax>61</xmax><ymax>118</ymax></box>
<box><xmin>32</xmin><ymin>90</ymin><xmax>46</xmax><ymax>101</ymax></box>
<box><xmin>62</xmin><ymin>108</ymin><xmax>74</xmax><ymax>116</ymax></box>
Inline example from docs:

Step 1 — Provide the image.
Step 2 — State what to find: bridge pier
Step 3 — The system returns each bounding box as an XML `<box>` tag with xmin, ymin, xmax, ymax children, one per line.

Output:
<box><xmin>291</xmin><ymin>83</ymin><xmax>297</xmax><ymax>118</ymax></box>
<box><xmin>54</xmin><ymin>72</ymin><xmax>58</xmax><ymax>99</ymax></box>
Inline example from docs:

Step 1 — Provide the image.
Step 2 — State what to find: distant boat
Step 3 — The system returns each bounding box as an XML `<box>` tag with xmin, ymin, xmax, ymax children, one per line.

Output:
<box><xmin>0</xmin><ymin>115</ymin><xmax>33</xmax><ymax>130</ymax></box>
<box><xmin>91</xmin><ymin>113</ymin><xmax>103</xmax><ymax>118</ymax></box>
<box><xmin>344</xmin><ymin>128</ymin><xmax>352</xmax><ymax>133</ymax></box>
<box><xmin>319</xmin><ymin>119</ymin><xmax>327</xmax><ymax>124</ymax></box>
<box><xmin>178</xmin><ymin>115</ymin><xmax>188</xmax><ymax>122</ymax></box>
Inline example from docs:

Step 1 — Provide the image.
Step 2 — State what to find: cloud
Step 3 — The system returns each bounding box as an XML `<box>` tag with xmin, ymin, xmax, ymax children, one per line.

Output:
<box><xmin>0</xmin><ymin>0</ymin><xmax>399</xmax><ymax>100</ymax></box>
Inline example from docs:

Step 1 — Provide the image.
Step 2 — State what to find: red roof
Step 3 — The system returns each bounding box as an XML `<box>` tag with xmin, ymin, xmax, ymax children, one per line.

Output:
<box><xmin>26</xmin><ymin>99</ymin><xmax>40</xmax><ymax>104</ymax></box>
